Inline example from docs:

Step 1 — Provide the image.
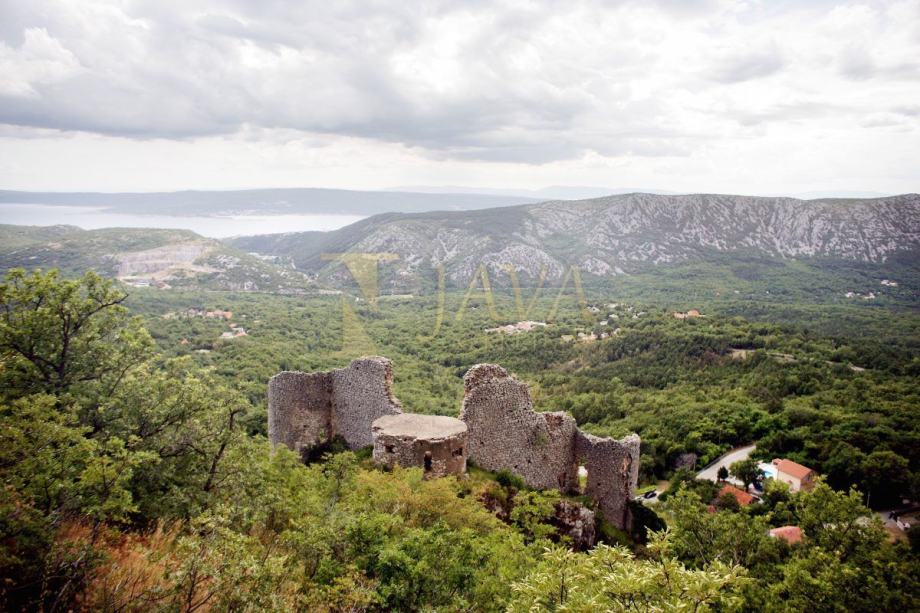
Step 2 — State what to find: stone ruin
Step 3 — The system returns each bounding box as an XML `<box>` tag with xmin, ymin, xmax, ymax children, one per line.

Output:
<box><xmin>461</xmin><ymin>364</ymin><xmax>640</xmax><ymax>530</ymax></box>
<box><xmin>267</xmin><ymin>356</ymin><xmax>402</xmax><ymax>457</ymax></box>
<box><xmin>372</xmin><ymin>414</ymin><xmax>468</xmax><ymax>478</ymax></box>
<box><xmin>268</xmin><ymin>357</ymin><xmax>639</xmax><ymax>529</ymax></box>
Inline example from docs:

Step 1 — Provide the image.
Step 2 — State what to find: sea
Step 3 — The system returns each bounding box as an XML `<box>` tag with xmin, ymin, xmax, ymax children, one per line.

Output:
<box><xmin>0</xmin><ymin>204</ymin><xmax>364</xmax><ymax>238</ymax></box>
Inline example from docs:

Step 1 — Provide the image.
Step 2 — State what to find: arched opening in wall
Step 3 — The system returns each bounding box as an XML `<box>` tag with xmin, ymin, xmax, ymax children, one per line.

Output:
<box><xmin>424</xmin><ymin>451</ymin><xmax>432</xmax><ymax>473</ymax></box>
<box><xmin>578</xmin><ymin>464</ymin><xmax>588</xmax><ymax>494</ymax></box>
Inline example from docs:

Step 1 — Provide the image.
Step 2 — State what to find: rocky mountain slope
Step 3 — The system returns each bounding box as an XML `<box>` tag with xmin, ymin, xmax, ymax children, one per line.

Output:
<box><xmin>0</xmin><ymin>225</ymin><xmax>313</xmax><ymax>292</ymax></box>
<box><xmin>228</xmin><ymin>193</ymin><xmax>920</xmax><ymax>288</ymax></box>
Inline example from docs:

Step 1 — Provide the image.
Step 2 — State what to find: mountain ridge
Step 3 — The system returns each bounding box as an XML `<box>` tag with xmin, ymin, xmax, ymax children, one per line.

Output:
<box><xmin>227</xmin><ymin>192</ymin><xmax>920</xmax><ymax>288</ymax></box>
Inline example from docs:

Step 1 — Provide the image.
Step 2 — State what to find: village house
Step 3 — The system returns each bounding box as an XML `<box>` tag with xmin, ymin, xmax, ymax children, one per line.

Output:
<box><xmin>717</xmin><ymin>483</ymin><xmax>755</xmax><ymax>507</ymax></box>
<box><xmin>485</xmin><ymin>321</ymin><xmax>547</xmax><ymax>335</ymax></box>
<box><xmin>771</xmin><ymin>458</ymin><xmax>817</xmax><ymax>492</ymax></box>
<box><xmin>769</xmin><ymin>526</ymin><xmax>803</xmax><ymax>544</ymax></box>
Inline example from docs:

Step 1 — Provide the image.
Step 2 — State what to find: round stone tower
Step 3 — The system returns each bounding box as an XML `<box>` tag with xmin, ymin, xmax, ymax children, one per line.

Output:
<box><xmin>371</xmin><ymin>414</ymin><xmax>468</xmax><ymax>478</ymax></box>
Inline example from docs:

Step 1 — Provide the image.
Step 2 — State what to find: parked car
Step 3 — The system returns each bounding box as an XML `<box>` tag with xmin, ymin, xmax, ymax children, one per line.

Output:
<box><xmin>644</xmin><ymin>491</ymin><xmax>657</xmax><ymax>499</ymax></box>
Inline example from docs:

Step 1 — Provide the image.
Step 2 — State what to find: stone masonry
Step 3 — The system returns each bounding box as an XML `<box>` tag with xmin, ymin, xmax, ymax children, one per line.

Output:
<box><xmin>268</xmin><ymin>356</ymin><xmax>402</xmax><ymax>456</ymax></box>
<box><xmin>268</xmin><ymin>357</ymin><xmax>639</xmax><ymax>529</ymax></box>
<box><xmin>372</xmin><ymin>414</ymin><xmax>468</xmax><ymax>478</ymax></box>
<box><xmin>460</xmin><ymin>364</ymin><xmax>640</xmax><ymax>528</ymax></box>
<box><xmin>459</xmin><ymin>364</ymin><xmax>579</xmax><ymax>491</ymax></box>
<box><xmin>267</xmin><ymin>371</ymin><xmax>333</xmax><ymax>455</ymax></box>
<box><xmin>575</xmin><ymin>431</ymin><xmax>641</xmax><ymax>530</ymax></box>
<box><xmin>331</xmin><ymin>357</ymin><xmax>403</xmax><ymax>448</ymax></box>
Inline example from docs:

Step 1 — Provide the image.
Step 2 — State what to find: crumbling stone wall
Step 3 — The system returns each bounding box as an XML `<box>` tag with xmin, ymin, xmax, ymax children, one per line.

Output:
<box><xmin>372</xmin><ymin>414</ymin><xmax>468</xmax><ymax>478</ymax></box>
<box><xmin>575</xmin><ymin>431</ymin><xmax>641</xmax><ymax>530</ymax></box>
<box><xmin>460</xmin><ymin>363</ymin><xmax>639</xmax><ymax>529</ymax></box>
<box><xmin>268</xmin><ymin>356</ymin><xmax>402</xmax><ymax>453</ymax></box>
<box><xmin>331</xmin><ymin>357</ymin><xmax>403</xmax><ymax>448</ymax></box>
<box><xmin>267</xmin><ymin>371</ymin><xmax>333</xmax><ymax>459</ymax></box>
<box><xmin>269</xmin><ymin>357</ymin><xmax>640</xmax><ymax>530</ymax></box>
<box><xmin>459</xmin><ymin>364</ymin><xmax>579</xmax><ymax>491</ymax></box>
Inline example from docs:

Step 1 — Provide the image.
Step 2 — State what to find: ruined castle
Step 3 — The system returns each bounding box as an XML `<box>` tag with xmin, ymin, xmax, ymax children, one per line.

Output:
<box><xmin>268</xmin><ymin>356</ymin><xmax>640</xmax><ymax>529</ymax></box>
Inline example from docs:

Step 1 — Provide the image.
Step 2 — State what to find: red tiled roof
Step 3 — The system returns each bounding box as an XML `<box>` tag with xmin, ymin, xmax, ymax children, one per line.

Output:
<box><xmin>718</xmin><ymin>484</ymin><xmax>755</xmax><ymax>506</ymax></box>
<box><xmin>772</xmin><ymin>459</ymin><xmax>815</xmax><ymax>480</ymax></box>
<box><xmin>769</xmin><ymin>526</ymin><xmax>803</xmax><ymax>544</ymax></box>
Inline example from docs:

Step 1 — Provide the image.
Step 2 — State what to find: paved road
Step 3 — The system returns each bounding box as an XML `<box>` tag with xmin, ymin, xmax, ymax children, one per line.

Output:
<box><xmin>639</xmin><ymin>444</ymin><xmax>757</xmax><ymax>504</ymax></box>
<box><xmin>696</xmin><ymin>444</ymin><xmax>757</xmax><ymax>485</ymax></box>
<box><xmin>877</xmin><ymin>506</ymin><xmax>919</xmax><ymax>539</ymax></box>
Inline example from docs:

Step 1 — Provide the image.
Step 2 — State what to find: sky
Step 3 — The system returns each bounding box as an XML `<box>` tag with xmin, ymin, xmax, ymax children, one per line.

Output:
<box><xmin>0</xmin><ymin>0</ymin><xmax>918</xmax><ymax>195</ymax></box>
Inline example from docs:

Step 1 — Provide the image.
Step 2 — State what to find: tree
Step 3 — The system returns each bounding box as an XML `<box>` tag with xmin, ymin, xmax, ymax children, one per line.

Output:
<box><xmin>730</xmin><ymin>458</ymin><xmax>761</xmax><ymax>492</ymax></box>
<box><xmin>792</xmin><ymin>481</ymin><xmax>885</xmax><ymax>562</ymax></box>
<box><xmin>860</xmin><ymin>450</ymin><xmax>909</xmax><ymax>508</ymax></box>
<box><xmin>715</xmin><ymin>490</ymin><xmax>742</xmax><ymax>512</ymax></box>
<box><xmin>507</xmin><ymin>531</ymin><xmax>746</xmax><ymax>612</ymax></box>
<box><xmin>0</xmin><ymin>270</ymin><xmax>252</xmax><ymax>608</ymax></box>
<box><xmin>717</xmin><ymin>465</ymin><xmax>730</xmax><ymax>482</ymax></box>
<box><xmin>0</xmin><ymin>394</ymin><xmax>153</xmax><ymax>610</ymax></box>
<box><xmin>664</xmin><ymin>489</ymin><xmax>779</xmax><ymax>569</ymax></box>
<box><xmin>767</xmin><ymin>522</ymin><xmax>919</xmax><ymax>613</ymax></box>
<box><xmin>908</xmin><ymin>525</ymin><xmax>920</xmax><ymax>554</ymax></box>
<box><xmin>0</xmin><ymin>269</ymin><xmax>153</xmax><ymax>409</ymax></box>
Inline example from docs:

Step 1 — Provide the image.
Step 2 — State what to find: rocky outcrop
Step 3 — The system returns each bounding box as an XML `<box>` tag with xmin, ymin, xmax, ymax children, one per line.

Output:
<box><xmin>234</xmin><ymin>193</ymin><xmax>920</xmax><ymax>289</ymax></box>
<box><xmin>673</xmin><ymin>452</ymin><xmax>698</xmax><ymax>471</ymax></box>
<box><xmin>552</xmin><ymin>500</ymin><xmax>596</xmax><ymax>551</ymax></box>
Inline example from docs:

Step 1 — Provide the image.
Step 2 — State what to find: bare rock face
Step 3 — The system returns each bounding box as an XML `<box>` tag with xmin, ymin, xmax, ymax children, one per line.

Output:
<box><xmin>268</xmin><ymin>356</ymin><xmax>402</xmax><ymax>453</ymax></box>
<box><xmin>673</xmin><ymin>452</ymin><xmax>698</xmax><ymax>471</ymax></box>
<box><xmin>372</xmin><ymin>414</ymin><xmax>468</xmax><ymax>478</ymax></box>
<box><xmin>460</xmin><ymin>364</ymin><xmax>579</xmax><ymax>491</ymax></box>
<box><xmin>553</xmin><ymin>500</ymin><xmax>596</xmax><ymax>551</ymax></box>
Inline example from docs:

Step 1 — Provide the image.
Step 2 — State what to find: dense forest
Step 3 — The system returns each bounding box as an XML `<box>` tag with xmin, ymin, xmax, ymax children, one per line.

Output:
<box><xmin>131</xmin><ymin>277</ymin><xmax>920</xmax><ymax>509</ymax></box>
<box><xmin>2</xmin><ymin>269</ymin><xmax>918</xmax><ymax>611</ymax></box>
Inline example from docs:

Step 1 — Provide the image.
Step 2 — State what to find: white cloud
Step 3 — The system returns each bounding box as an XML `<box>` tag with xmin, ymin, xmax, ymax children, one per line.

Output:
<box><xmin>0</xmin><ymin>27</ymin><xmax>82</xmax><ymax>97</ymax></box>
<box><xmin>0</xmin><ymin>0</ymin><xmax>917</xmax><ymax>192</ymax></box>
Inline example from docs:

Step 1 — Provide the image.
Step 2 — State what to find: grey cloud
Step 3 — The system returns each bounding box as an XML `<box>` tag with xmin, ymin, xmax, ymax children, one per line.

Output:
<box><xmin>837</xmin><ymin>45</ymin><xmax>920</xmax><ymax>81</ymax></box>
<box><xmin>0</xmin><ymin>0</ymin><xmax>704</xmax><ymax>163</ymax></box>
<box><xmin>0</xmin><ymin>0</ymin><xmax>917</xmax><ymax>164</ymax></box>
<box><xmin>710</xmin><ymin>47</ymin><xmax>784</xmax><ymax>83</ymax></box>
<box><xmin>891</xmin><ymin>105</ymin><xmax>920</xmax><ymax>117</ymax></box>
<box><xmin>729</xmin><ymin>101</ymin><xmax>847</xmax><ymax>127</ymax></box>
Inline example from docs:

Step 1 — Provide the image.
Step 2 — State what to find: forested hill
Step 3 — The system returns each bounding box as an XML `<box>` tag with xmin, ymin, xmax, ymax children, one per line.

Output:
<box><xmin>0</xmin><ymin>224</ymin><xmax>312</xmax><ymax>292</ymax></box>
<box><xmin>228</xmin><ymin>192</ymin><xmax>920</xmax><ymax>287</ymax></box>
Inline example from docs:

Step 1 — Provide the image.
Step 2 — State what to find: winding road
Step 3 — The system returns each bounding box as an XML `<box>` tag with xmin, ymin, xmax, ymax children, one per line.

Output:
<box><xmin>696</xmin><ymin>444</ymin><xmax>757</xmax><ymax>485</ymax></box>
<box><xmin>641</xmin><ymin>444</ymin><xmax>758</xmax><ymax>503</ymax></box>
